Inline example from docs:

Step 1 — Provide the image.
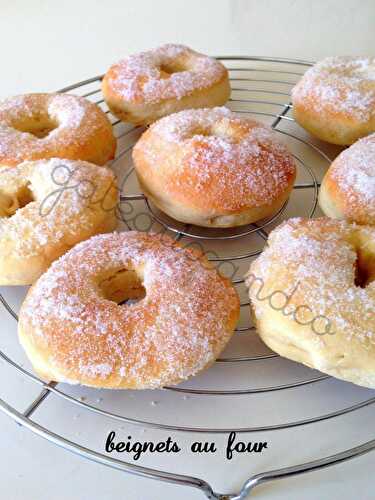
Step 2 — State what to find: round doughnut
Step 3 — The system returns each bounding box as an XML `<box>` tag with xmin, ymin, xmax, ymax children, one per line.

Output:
<box><xmin>102</xmin><ymin>44</ymin><xmax>230</xmax><ymax>125</ymax></box>
<box><xmin>18</xmin><ymin>231</ymin><xmax>239</xmax><ymax>388</ymax></box>
<box><xmin>0</xmin><ymin>93</ymin><xmax>116</xmax><ymax>166</ymax></box>
<box><xmin>0</xmin><ymin>158</ymin><xmax>118</xmax><ymax>285</ymax></box>
<box><xmin>246</xmin><ymin>217</ymin><xmax>375</xmax><ymax>389</ymax></box>
<box><xmin>292</xmin><ymin>56</ymin><xmax>375</xmax><ymax>145</ymax></box>
<box><xmin>319</xmin><ymin>133</ymin><xmax>375</xmax><ymax>225</ymax></box>
<box><xmin>133</xmin><ymin>107</ymin><xmax>296</xmax><ymax>228</ymax></box>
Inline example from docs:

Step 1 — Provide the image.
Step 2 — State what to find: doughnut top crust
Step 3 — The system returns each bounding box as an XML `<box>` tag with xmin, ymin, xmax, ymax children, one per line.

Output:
<box><xmin>133</xmin><ymin>107</ymin><xmax>296</xmax><ymax>214</ymax></box>
<box><xmin>0</xmin><ymin>158</ymin><xmax>118</xmax><ymax>284</ymax></box>
<box><xmin>19</xmin><ymin>231</ymin><xmax>239</xmax><ymax>388</ymax></box>
<box><xmin>247</xmin><ymin>217</ymin><xmax>375</xmax><ymax>387</ymax></box>
<box><xmin>103</xmin><ymin>44</ymin><xmax>228</xmax><ymax>104</ymax></box>
<box><xmin>0</xmin><ymin>93</ymin><xmax>116</xmax><ymax>166</ymax></box>
<box><xmin>322</xmin><ymin>133</ymin><xmax>375</xmax><ymax>224</ymax></box>
<box><xmin>292</xmin><ymin>56</ymin><xmax>375</xmax><ymax>121</ymax></box>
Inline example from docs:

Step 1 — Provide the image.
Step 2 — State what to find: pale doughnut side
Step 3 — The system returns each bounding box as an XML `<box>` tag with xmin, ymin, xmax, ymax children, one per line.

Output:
<box><xmin>18</xmin><ymin>231</ymin><xmax>240</xmax><ymax>389</ymax></box>
<box><xmin>319</xmin><ymin>133</ymin><xmax>375</xmax><ymax>225</ymax></box>
<box><xmin>246</xmin><ymin>217</ymin><xmax>375</xmax><ymax>389</ymax></box>
<box><xmin>102</xmin><ymin>44</ymin><xmax>231</xmax><ymax>125</ymax></box>
<box><xmin>0</xmin><ymin>94</ymin><xmax>116</xmax><ymax>166</ymax></box>
<box><xmin>292</xmin><ymin>56</ymin><xmax>375</xmax><ymax>145</ymax></box>
<box><xmin>0</xmin><ymin>158</ymin><xmax>118</xmax><ymax>285</ymax></box>
<box><xmin>133</xmin><ymin>107</ymin><xmax>296</xmax><ymax>227</ymax></box>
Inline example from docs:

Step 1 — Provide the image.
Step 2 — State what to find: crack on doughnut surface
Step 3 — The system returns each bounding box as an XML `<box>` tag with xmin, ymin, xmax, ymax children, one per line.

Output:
<box><xmin>97</xmin><ymin>266</ymin><xmax>146</xmax><ymax>305</ymax></box>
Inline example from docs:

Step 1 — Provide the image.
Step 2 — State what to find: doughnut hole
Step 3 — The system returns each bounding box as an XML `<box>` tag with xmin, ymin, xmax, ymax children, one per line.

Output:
<box><xmin>97</xmin><ymin>266</ymin><xmax>146</xmax><ymax>305</ymax></box>
<box><xmin>190</xmin><ymin>121</ymin><xmax>243</xmax><ymax>143</ymax></box>
<box><xmin>354</xmin><ymin>246</ymin><xmax>375</xmax><ymax>288</ymax></box>
<box><xmin>355</xmin><ymin>253</ymin><xmax>375</xmax><ymax>288</ymax></box>
<box><xmin>0</xmin><ymin>183</ymin><xmax>34</xmax><ymax>217</ymax></box>
<box><xmin>11</xmin><ymin>113</ymin><xmax>59</xmax><ymax>139</ymax></box>
<box><xmin>159</xmin><ymin>60</ymin><xmax>187</xmax><ymax>79</ymax></box>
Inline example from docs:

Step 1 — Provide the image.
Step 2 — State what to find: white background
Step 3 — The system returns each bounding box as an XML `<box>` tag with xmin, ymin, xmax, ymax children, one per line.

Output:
<box><xmin>1</xmin><ymin>0</ymin><xmax>374</xmax><ymax>98</ymax></box>
<box><xmin>0</xmin><ymin>1</ymin><xmax>374</xmax><ymax>499</ymax></box>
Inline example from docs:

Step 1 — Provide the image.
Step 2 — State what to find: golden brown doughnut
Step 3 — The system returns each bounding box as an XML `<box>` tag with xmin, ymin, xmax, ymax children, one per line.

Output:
<box><xmin>0</xmin><ymin>93</ymin><xmax>116</xmax><ymax>166</ymax></box>
<box><xmin>18</xmin><ymin>231</ymin><xmax>239</xmax><ymax>388</ymax></box>
<box><xmin>133</xmin><ymin>107</ymin><xmax>296</xmax><ymax>227</ymax></box>
<box><xmin>292</xmin><ymin>56</ymin><xmax>375</xmax><ymax>145</ymax></box>
<box><xmin>246</xmin><ymin>217</ymin><xmax>375</xmax><ymax>389</ymax></box>
<box><xmin>0</xmin><ymin>158</ymin><xmax>118</xmax><ymax>285</ymax></box>
<box><xmin>102</xmin><ymin>44</ymin><xmax>230</xmax><ymax>125</ymax></box>
<box><xmin>319</xmin><ymin>133</ymin><xmax>375</xmax><ymax>225</ymax></box>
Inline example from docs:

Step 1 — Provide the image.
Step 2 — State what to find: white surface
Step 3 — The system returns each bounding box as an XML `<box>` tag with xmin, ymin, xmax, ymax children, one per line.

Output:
<box><xmin>1</xmin><ymin>2</ymin><xmax>375</xmax><ymax>500</ymax></box>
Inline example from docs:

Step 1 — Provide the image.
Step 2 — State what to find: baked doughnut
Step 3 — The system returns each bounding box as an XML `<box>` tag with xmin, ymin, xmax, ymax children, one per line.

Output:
<box><xmin>246</xmin><ymin>217</ymin><xmax>375</xmax><ymax>389</ymax></box>
<box><xmin>133</xmin><ymin>107</ymin><xmax>296</xmax><ymax>227</ymax></box>
<box><xmin>18</xmin><ymin>231</ymin><xmax>239</xmax><ymax>388</ymax></box>
<box><xmin>0</xmin><ymin>158</ymin><xmax>118</xmax><ymax>285</ymax></box>
<box><xmin>292</xmin><ymin>56</ymin><xmax>375</xmax><ymax>145</ymax></box>
<box><xmin>0</xmin><ymin>93</ymin><xmax>116</xmax><ymax>166</ymax></box>
<box><xmin>319</xmin><ymin>133</ymin><xmax>375</xmax><ymax>225</ymax></box>
<box><xmin>102</xmin><ymin>44</ymin><xmax>230</xmax><ymax>125</ymax></box>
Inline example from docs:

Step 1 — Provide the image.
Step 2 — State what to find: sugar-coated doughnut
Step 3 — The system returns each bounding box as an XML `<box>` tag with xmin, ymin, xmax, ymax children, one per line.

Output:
<box><xmin>133</xmin><ymin>107</ymin><xmax>296</xmax><ymax>228</ymax></box>
<box><xmin>292</xmin><ymin>56</ymin><xmax>375</xmax><ymax>145</ymax></box>
<box><xmin>0</xmin><ymin>93</ymin><xmax>116</xmax><ymax>166</ymax></box>
<box><xmin>246</xmin><ymin>217</ymin><xmax>375</xmax><ymax>389</ymax></box>
<box><xmin>18</xmin><ymin>231</ymin><xmax>239</xmax><ymax>388</ymax></box>
<box><xmin>102</xmin><ymin>44</ymin><xmax>230</xmax><ymax>125</ymax></box>
<box><xmin>319</xmin><ymin>133</ymin><xmax>375</xmax><ymax>225</ymax></box>
<box><xmin>0</xmin><ymin>158</ymin><xmax>118</xmax><ymax>285</ymax></box>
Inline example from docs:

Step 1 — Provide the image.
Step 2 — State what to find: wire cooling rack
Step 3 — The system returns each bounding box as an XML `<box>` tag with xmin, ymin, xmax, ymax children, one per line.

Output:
<box><xmin>1</xmin><ymin>56</ymin><xmax>375</xmax><ymax>500</ymax></box>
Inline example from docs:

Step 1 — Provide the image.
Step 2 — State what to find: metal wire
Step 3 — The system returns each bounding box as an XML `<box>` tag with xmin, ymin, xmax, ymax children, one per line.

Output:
<box><xmin>0</xmin><ymin>56</ymin><xmax>374</xmax><ymax>500</ymax></box>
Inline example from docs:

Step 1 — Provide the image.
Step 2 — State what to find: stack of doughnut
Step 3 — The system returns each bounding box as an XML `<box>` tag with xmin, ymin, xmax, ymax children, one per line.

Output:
<box><xmin>2</xmin><ymin>45</ymin><xmax>375</xmax><ymax>390</ymax></box>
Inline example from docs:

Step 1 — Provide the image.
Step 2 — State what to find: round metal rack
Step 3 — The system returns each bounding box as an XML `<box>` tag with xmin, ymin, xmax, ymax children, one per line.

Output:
<box><xmin>0</xmin><ymin>56</ymin><xmax>374</xmax><ymax>500</ymax></box>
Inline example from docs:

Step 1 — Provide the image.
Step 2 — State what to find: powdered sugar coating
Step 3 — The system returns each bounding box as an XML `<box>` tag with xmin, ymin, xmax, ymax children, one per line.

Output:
<box><xmin>323</xmin><ymin>133</ymin><xmax>375</xmax><ymax>224</ymax></box>
<box><xmin>250</xmin><ymin>218</ymin><xmax>373</xmax><ymax>325</ymax></box>
<box><xmin>134</xmin><ymin>107</ymin><xmax>296</xmax><ymax>213</ymax></box>
<box><xmin>0</xmin><ymin>93</ymin><xmax>116</xmax><ymax>166</ymax></box>
<box><xmin>19</xmin><ymin>231</ymin><xmax>239</xmax><ymax>388</ymax></box>
<box><xmin>0</xmin><ymin>158</ymin><xmax>117</xmax><ymax>255</ymax></box>
<box><xmin>103</xmin><ymin>44</ymin><xmax>227</xmax><ymax>104</ymax></box>
<box><xmin>0</xmin><ymin>158</ymin><xmax>118</xmax><ymax>284</ymax></box>
<box><xmin>292</xmin><ymin>56</ymin><xmax>375</xmax><ymax>121</ymax></box>
<box><xmin>247</xmin><ymin>218</ymin><xmax>375</xmax><ymax>380</ymax></box>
